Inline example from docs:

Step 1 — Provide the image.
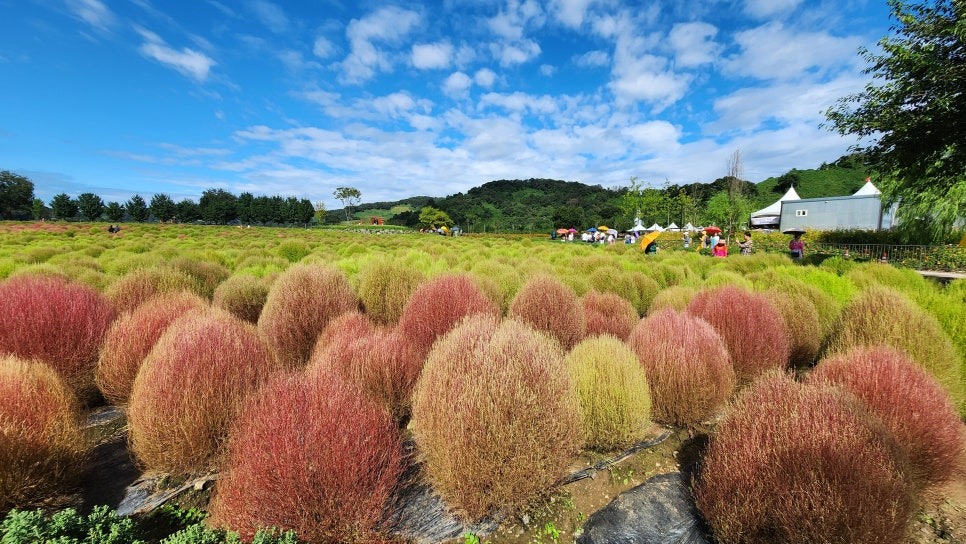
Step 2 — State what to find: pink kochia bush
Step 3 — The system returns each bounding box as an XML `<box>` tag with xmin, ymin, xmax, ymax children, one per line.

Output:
<box><xmin>686</xmin><ymin>286</ymin><xmax>790</xmax><ymax>382</ymax></box>
<box><xmin>581</xmin><ymin>290</ymin><xmax>638</xmax><ymax>341</ymax></box>
<box><xmin>411</xmin><ymin>314</ymin><xmax>582</xmax><ymax>520</ymax></box>
<box><xmin>694</xmin><ymin>372</ymin><xmax>914</xmax><ymax>544</ymax></box>
<box><xmin>0</xmin><ymin>356</ymin><xmax>85</xmax><ymax>511</ymax></box>
<box><xmin>627</xmin><ymin>309</ymin><xmax>735</xmax><ymax>426</ymax></box>
<box><xmin>96</xmin><ymin>291</ymin><xmax>208</xmax><ymax>405</ymax></box>
<box><xmin>510</xmin><ymin>276</ymin><xmax>585</xmax><ymax>350</ymax></box>
<box><xmin>806</xmin><ymin>347</ymin><xmax>965</xmax><ymax>489</ymax></box>
<box><xmin>257</xmin><ymin>264</ymin><xmax>357</xmax><ymax>369</ymax></box>
<box><xmin>210</xmin><ymin>369</ymin><xmax>402</xmax><ymax>543</ymax></box>
<box><xmin>0</xmin><ymin>274</ymin><xmax>115</xmax><ymax>403</ymax></box>
<box><xmin>397</xmin><ymin>274</ymin><xmax>500</xmax><ymax>362</ymax></box>
<box><xmin>128</xmin><ymin>309</ymin><xmax>280</xmax><ymax>474</ymax></box>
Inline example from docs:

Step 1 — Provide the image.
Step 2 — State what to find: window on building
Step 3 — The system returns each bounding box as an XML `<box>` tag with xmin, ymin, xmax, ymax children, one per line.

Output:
<box><xmin>795</xmin><ymin>209</ymin><xmax>808</xmax><ymax>217</ymax></box>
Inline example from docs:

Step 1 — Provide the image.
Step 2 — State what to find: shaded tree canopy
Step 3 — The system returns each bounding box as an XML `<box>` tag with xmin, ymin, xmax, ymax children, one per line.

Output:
<box><xmin>0</xmin><ymin>170</ymin><xmax>34</xmax><ymax>220</ymax></box>
<box><xmin>150</xmin><ymin>193</ymin><xmax>177</xmax><ymax>222</ymax></box>
<box><xmin>77</xmin><ymin>192</ymin><xmax>104</xmax><ymax>221</ymax></box>
<box><xmin>50</xmin><ymin>193</ymin><xmax>78</xmax><ymax>221</ymax></box>
<box><xmin>126</xmin><ymin>195</ymin><xmax>149</xmax><ymax>222</ymax></box>
<box><xmin>825</xmin><ymin>0</ymin><xmax>966</xmax><ymax>241</ymax></box>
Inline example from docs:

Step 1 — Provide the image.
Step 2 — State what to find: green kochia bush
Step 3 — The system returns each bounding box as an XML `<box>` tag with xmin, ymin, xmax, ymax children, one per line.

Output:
<box><xmin>356</xmin><ymin>257</ymin><xmax>424</xmax><ymax>325</ymax></box>
<box><xmin>411</xmin><ymin>315</ymin><xmax>581</xmax><ymax>520</ymax></box>
<box><xmin>694</xmin><ymin>372</ymin><xmax>915</xmax><ymax>544</ymax></box>
<box><xmin>565</xmin><ymin>336</ymin><xmax>651</xmax><ymax>451</ymax></box>
<box><xmin>213</xmin><ymin>274</ymin><xmax>270</xmax><ymax>324</ymax></box>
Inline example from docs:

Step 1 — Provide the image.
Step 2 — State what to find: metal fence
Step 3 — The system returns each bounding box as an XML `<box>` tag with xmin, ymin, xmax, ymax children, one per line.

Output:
<box><xmin>811</xmin><ymin>242</ymin><xmax>966</xmax><ymax>272</ymax></box>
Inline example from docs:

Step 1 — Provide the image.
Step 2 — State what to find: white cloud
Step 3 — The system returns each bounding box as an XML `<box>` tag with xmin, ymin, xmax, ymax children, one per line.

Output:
<box><xmin>574</xmin><ymin>49</ymin><xmax>609</xmax><ymax>68</ymax></box>
<box><xmin>246</xmin><ymin>0</ymin><xmax>289</xmax><ymax>33</ymax></box>
<box><xmin>443</xmin><ymin>71</ymin><xmax>473</xmax><ymax>97</ymax></box>
<box><xmin>539</xmin><ymin>64</ymin><xmax>556</xmax><ymax>76</ymax></box>
<box><xmin>488</xmin><ymin>0</ymin><xmax>545</xmax><ymax>40</ymax></box>
<box><xmin>479</xmin><ymin>92</ymin><xmax>558</xmax><ymax>115</ymax></box>
<box><xmin>313</xmin><ymin>36</ymin><xmax>336</xmax><ymax>58</ymax></box>
<box><xmin>668</xmin><ymin>22</ymin><xmax>719</xmax><ymax>68</ymax></box>
<box><xmin>744</xmin><ymin>0</ymin><xmax>803</xmax><ymax>19</ymax></box>
<box><xmin>411</xmin><ymin>41</ymin><xmax>453</xmax><ymax>70</ymax></box>
<box><xmin>278</xmin><ymin>50</ymin><xmax>320</xmax><ymax>72</ymax></box>
<box><xmin>490</xmin><ymin>38</ymin><xmax>541</xmax><ymax>66</ymax></box>
<box><xmin>622</xmin><ymin>121</ymin><xmax>681</xmax><ymax>152</ymax></box>
<box><xmin>609</xmin><ymin>52</ymin><xmax>691</xmax><ymax>109</ymax></box>
<box><xmin>548</xmin><ymin>0</ymin><xmax>595</xmax><ymax>28</ymax></box>
<box><xmin>66</xmin><ymin>0</ymin><xmax>116</xmax><ymax>31</ymax></box>
<box><xmin>339</xmin><ymin>6</ymin><xmax>421</xmax><ymax>83</ymax></box>
<box><xmin>136</xmin><ymin>27</ymin><xmax>216</xmax><ymax>82</ymax></box>
<box><xmin>724</xmin><ymin>22</ymin><xmax>862</xmax><ymax>81</ymax></box>
<box><xmin>474</xmin><ymin>68</ymin><xmax>497</xmax><ymax>88</ymax></box>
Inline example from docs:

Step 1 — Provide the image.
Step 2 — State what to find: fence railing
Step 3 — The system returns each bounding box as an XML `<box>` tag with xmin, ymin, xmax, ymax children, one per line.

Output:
<box><xmin>810</xmin><ymin>242</ymin><xmax>966</xmax><ymax>273</ymax></box>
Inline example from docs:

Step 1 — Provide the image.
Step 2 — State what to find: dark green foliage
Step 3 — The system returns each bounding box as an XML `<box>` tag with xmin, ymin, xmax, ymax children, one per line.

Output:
<box><xmin>150</xmin><ymin>194</ymin><xmax>177</xmax><ymax>223</ymax></box>
<box><xmin>199</xmin><ymin>189</ymin><xmax>238</xmax><ymax>224</ymax></box>
<box><xmin>825</xmin><ymin>0</ymin><xmax>966</xmax><ymax>241</ymax></box>
<box><xmin>0</xmin><ymin>171</ymin><xmax>34</xmax><ymax>220</ymax></box>
<box><xmin>1</xmin><ymin>506</ymin><xmax>143</xmax><ymax>544</ymax></box>
<box><xmin>754</xmin><ymin>159</ymin><xmax>868</xmax><ymax>209</ymax></box>
<box><xmin>77</xmin><ymin>193</ymin><xmax>105</xmax><ymax>222</ymax></box>
<box><xmin>104</xmin><ymin>202</ymin><xmax>125</xmax><ymax>222</ymax></box>
<box><xmin>175</xmin><ymin>199</ymin><xmax>201</xmax><ymax>223</ymax></box>
<box><xmin>50</xmin><ymin>193</ymin><xmax>79</xmax><ymax>220</ymax></box>
<box><xmin>126</xmin><ymin>195</ymin><xmax>149</xmax><ymax>222</ymax></box>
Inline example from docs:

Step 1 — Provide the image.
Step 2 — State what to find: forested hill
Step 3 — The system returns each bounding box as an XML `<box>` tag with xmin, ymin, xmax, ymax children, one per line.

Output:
<box><xmin>341</xmin><ymin>156</ymin><xmax>869</xmax><ymax>232</ymax></box>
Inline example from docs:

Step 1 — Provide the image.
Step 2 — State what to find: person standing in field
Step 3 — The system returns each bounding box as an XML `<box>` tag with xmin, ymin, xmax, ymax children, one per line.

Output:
<box><xmin>737</xmin><ymin>231</ymin><xmax>753</xmax><ymax>255</ymax></box>
<box><xmin>683</xmin><ymin>231</ymin><xmax>691</xmax><ymax>249</ymax></box>
<box><xmin>789</xmin><ymin>233</ymin><xmax>805</xmax><ymax>260</ymax></box>
<box><xmin>712</xmin><ymin>241</ymin><xmax>728</xmax><ymax>257</ymax></box>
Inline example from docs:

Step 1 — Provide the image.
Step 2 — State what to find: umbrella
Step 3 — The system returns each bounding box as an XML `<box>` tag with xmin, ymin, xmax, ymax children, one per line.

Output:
<box><xmin>607</xmin><ymin>229</ymin><xmax>618</xmax><ymax>236</ymax></box>
<box><xmin>586</xmin><ymin>227</ymin><xmax>598</xmax><ymax>232</ymax></box>
<box><xmin>639</xmin><ymin>230</ymin><xmax>660</xmax><ymax>250</ymax></box>
<box><xmin>556</xmin><ymin>228</ymin><xmax>568</xmax><ymax>234</ymax></box>
<box><xmin>783</xmin><ymin>227</ymin><xmax>806</xmax><ymax>235</ymax></box>
<box><xmin>704</xmin><ymin>226</ymin><xmax>722</xmax><ymax>234</ymax></box>
<box><xmin>598</xmin><ymin>225</ymin><xmax>610</xmax><ymax>231</ymax></box>
<box><xmin>568</xmin><ymin>228</ymin><xmax>578</xmax><ymax>233</ymax></box>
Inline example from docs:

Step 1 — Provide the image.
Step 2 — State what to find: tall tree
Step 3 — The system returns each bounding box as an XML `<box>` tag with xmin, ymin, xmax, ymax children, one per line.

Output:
<box><xmin>31</xmin><ymin>198</ymin><xmax>48</xmax><ymax>220</ymax></box>
<box><xmin>50</xmin><ymin>193</ymin><xmax>78</xmax><ymax>220</ymax></box>
<box><xmin>313</xmin><ymin>201</ymin><xmax>326</xmax><ymax>225</ymax></box>
<box><xmin>418</xmin><ymin>206</ymin><xmax>453</xmax><ymax>229</ymax></box>
<box><xmin>825</xmin><ymin>0</ymin><xmax>966</xmax><ymax>241</ymax></box>
<box><xmin>0</xmin><ymin>171</ymin><xmax>34</xmax><ymax>219</ymax></box>
<box><xmin>199</xmin><ymin>188</ymin><xmax>238</xmax><ymax>224</ymax></box>
<box><xmin>77</xmin><ymin>192</ymin><xmax>105</xmax><ymax>221</ymax></box>
<box><xmin>150</xmin><ymin>193</ymin><xmax>176</xmax><ymax>222</ymax></box>
<box><xmin>237</xmin><ymin>192</ymin><xmax>255</xmax><ymax>224</ymax></box>
<box><xmin>175</xmin><ymin>199</ymin><xmax>201</xmax><ymax>222</ymax></box>
<box><xmin>104</xmin><ymin>202</ymin><xmax>125</xmax><ymax>222</ymax></box>
<box><xmin>126</xmin><ymin>195</ymin><xmax>149</xmax><ymax>222</ymax></box>
<box><xmin>333</xmin><ymin>186</ymin><xmax>362</xmax><ymax>221</ymax></box>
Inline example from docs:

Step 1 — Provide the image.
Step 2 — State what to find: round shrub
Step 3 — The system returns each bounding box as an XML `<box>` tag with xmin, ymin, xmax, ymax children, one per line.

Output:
<box><xmin>687</xmin><ymin>286</ymin><xmax>790</xmax><ymax>382</ymax></box>
<box><xmin>397</xmin><ymin>274</ymin><xmax>500</xmax><ymax>362</ymax></box>
<box><xmin>807</xmin><ymin>347</ymin><xmax>965</xmax><ymax>489</ymax></box>
<box><xmin>309</xmin><ymin>311</ymin><xmax>376</xmax><ymax>365</ymax></box>
<box><xmin>647</xmin><ymin>285</ymin><xmax>695</xmax><ymax>314</ymax></box>
<box><xmin>0</xmin><ymin>356</ymin><xmax>84</xmax><ymax>511</ymax></box>
<box><xmin>612</xmin><ymin>271</ymin><xmax>660</xmax><ymax>315</ymax></box>
<box><xmin>128</xmin><ymin>309</ymin><xmax>280</xmax><ymax>474</ymax></box>
<box><xmin>824</xmin><ymin>286</ymin><xmax>965</xmax><ymax>413</ymax></box>
<box><xmin>763</xmin><ymin>288</ymin><xmax>822</xmax><ymax>367</ymax></box>
<box><xmin>627</xmin><ymin>309</ymin><xmax>734</xmax><ymax>426</ymax></box>
<box><xmin>168</xmin><ymin>257</ymin><xmax>230</xmax><ymax>299</ymax></box>
<box><xmin>411</xmin><ymin>314</ymin><xmax>581</xmax><ymax>519</ymax></box>
<box><xmin>276</xmin><ymin>240</ymin><xmax>311</xmax><ymax>263</ymax></box>
<box><xmin>212</xmin><ymin>274</ymin><xmax>269</xmax><ymax>324</ymax></box>
<box><xmin>0</xmin><ymin>275</ymin><xmax>115</xmax><ymax>403</ymax></box>
<box><xmin>694</xmin><ymin>372</ymin><xmax>915</xmax><ymax>544</ymax></box>
<box><xmin>509</xmin><ymin>275</ymin><xmax>585</xmax><ymax>350</ymax></box>
<box><xmin>96</xmin><ymin>291</ymin><xmax>208</xmax><ymax>405</ymax></box>
<box><xmin>105</xmin><ymin>267</ymin><xmax>201</xmax><ymax>314</ymax></box>
<box><xmin>581</xmin><ymin>290</ymin><xmax>638</xmax><ymax>340</ymax></box>
<box><xmin>748</xmin><ymin>270</ymin><xmax>840</xmax><ymax>337</ymax></box>
<box><xmin>210</xmin><ymin>370</ymin><xmax>402</xmax><ymax>543</ymax></box>
<box><xmin>257</xmin><ymin>264</ymin><xmax>357</xmax><ymax>369</ymax></box>
<box><xmin>565</xmin><ymin>336</ymin><xmax>651</xmax><ymax>450</ymax></box>
<box><xmin>357</xmin><ymin>257</ymin><xmax>424</xmax><ymax>325</ymax></box>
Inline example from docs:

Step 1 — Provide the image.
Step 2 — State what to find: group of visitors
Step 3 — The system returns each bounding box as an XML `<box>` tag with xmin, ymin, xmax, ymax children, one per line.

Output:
<box><xmin>685</xmin><ymin>228</ymin><xmax>806</xmax><ymax>261</ymax></box>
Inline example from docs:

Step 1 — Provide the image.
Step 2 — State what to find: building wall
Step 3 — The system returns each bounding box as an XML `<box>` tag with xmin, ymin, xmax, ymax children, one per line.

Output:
<box><xmin>780</xmin><ymin>195</ymin><xmax>890</xmax><ymax>231</ymax></box>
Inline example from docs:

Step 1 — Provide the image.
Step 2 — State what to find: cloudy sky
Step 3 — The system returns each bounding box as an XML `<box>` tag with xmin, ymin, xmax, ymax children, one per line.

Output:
<box><xmin>1</xmin><ymin>0</ymin><xmax>891</xmax><ymax>208</ymax></box>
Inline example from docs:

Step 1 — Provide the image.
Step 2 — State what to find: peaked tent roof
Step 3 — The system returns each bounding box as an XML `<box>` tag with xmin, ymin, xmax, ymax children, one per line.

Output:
<box><xmin>751</xmin><ymin>186</ymin><xmax>801</xmax><ymax>217</ymax></box>
<box><xmin>853</xmin><ymin>179</ymin><xmax>881</xmax><ymax>196</ymax></box>
<box><xmin>646</xmin><ymin>223</ymin><xmax>665</xmax><ymax>231</ymax></box>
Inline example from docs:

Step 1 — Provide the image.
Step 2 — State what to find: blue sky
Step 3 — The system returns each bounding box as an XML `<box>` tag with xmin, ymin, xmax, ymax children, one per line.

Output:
<box><xmin>1</xmin><ymin>0</ymin><xmax>892</xmax><ymax>209</ymax></box>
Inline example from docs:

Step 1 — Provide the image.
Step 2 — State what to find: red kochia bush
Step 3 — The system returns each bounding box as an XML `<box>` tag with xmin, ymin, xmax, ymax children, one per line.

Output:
<box><xmin>0</xmin><ymin>274</ymin><xmax>115</xmax><ymax>403</ymax></box>
<box><xmin>257</xmin><ymin>264</ymin><xmax>357</xmax><ymax>369</ymax></box>
<box><xmin>0</xmin><ymin>356</ymin><xmax>85</xmax><ymax>511</ymax></box>
<box><xmin>581</xmin><ymin>290</ymin><xmax>638</xmax><ymax>341</ymax></box>
<box><xmin>694</xmin><ymin>372</ymin><xmax>914</xmax><ymax>544</ymax></box>
<box><xmin>128</xmin><ymin>309</ymin><xmax>280</xmax><ymax>474</ymax></box>
<box><xmin>96</xmin><ymin>291</ymin><xmax>208</xmax><ymax>405</ymax></box>
<box><xmin>510</xmin><ymin>276</ymin><xmax>585</xmax><ymax>350</ymax></box>
<box><xmin>807</xmin><ymin>347</ymin><xmax>965</xmax><ymax>489</ymax></box>
<box><xmin>397</xmin><ymin>274</ymin><xmax>500</xmax><ymax>362</ymax></box>
<box><xmin>686</xmin><ymin>286</ymin><xmax>790</xmax><ymax>382</ymax></box>
<box><xmin>627</xmin><ymin>309</ymin><xmax>734</xmax><ymax>426</ymax></box>
<box><xmin>210</xmin><ymin>369</ymin><xmax>402</xmax><ymax>543</ymax></box>
<box><xmin>411</xmin><ymin>314</ymin><xmax>581</xmax><ymax>520</ymax></box>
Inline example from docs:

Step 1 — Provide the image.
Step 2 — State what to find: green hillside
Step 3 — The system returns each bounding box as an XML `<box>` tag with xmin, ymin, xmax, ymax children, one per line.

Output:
<box><xmin>752</xmin><ymin>155</ymin><xmax>870</xmax><ymax>209</ymax></box>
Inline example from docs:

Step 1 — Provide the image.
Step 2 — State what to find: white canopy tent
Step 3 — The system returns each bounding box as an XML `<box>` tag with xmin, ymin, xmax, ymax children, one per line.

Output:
<box><xmin>629</xmin><ymin>224</ymin><xmax>647</xmax><ymax>232</ymax></box>
<box><xmin>646</xmin><ymin>223</ymin><xmax>665</xmax><ymax>232</ymax></box>
<box><xmin>666</xmin><ymin>222</ymin><xmax>680</xmax><ymax>231</ymax></box>
<box><xmin>853</xmin><ymin>179</ymin><xmax>881</xmax><ymax>196</ymax></box>
<box><xmin>750</xmin><ymin>186</ymin><xmax>801</xmax><ymax>227</ymax></box>
<box><xmin>684</xmin><ymin>222</ymin><xmax>697</xmax><ymax>231</ymax></box>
